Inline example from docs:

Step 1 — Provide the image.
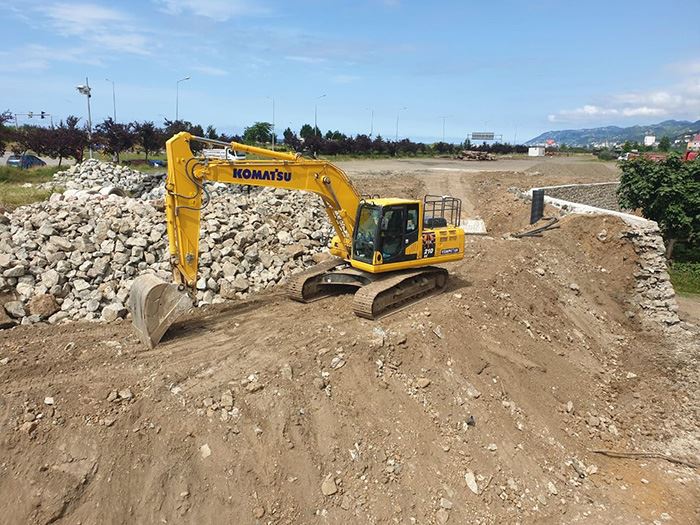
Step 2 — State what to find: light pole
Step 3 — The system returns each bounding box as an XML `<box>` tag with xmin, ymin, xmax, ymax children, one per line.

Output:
<box><xmin>366</xmin><ymin>107</ymin><xmax>374</xmax><ymax>137</ymax></box>
<box><xmin>395</xmin><ymin>106</ymin><xmax>407</xmax><ymax>142</ymax></box>
<box><xmin>266</xmin><ymin>96</ymin><xmax>276</xmax><ymax>150</ymax></box>
<box><xmin>314</xmin><ymin>94</ymin><xmax>326</xmax><ymax>137</ymax></box>
<box><xmin>175</xmin><ymin>76</ymin><xmax>191</xmax><ymax>121</ymax></box>
<box><xmin>105</xmin><ymin>78</ymin><xmax>116</xmax><ymax>121</ymax></box>
<box><xmin>76</xmin><ymin>77</ymin><xmax>93</xmax><ymax>159</ymax></box>
<box><xmin>439</xmin><ymin>115</ymin><xmax>449</xmax><ymax>143</ymax></box>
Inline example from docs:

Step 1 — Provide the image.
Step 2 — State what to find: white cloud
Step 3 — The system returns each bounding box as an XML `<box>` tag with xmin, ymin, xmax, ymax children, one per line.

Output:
<box><xmin>43</xmin><ymin>2</ymin><xmax>152</xmax><ymax>55</ymax></box>
<box><xmin>620</xmin><ymin>106</ymin><xmax>667</xmax><ymax>117</ymax></box>
<box><xmin>156</xmin><ymin>0</ymin><xmax>267</xmax><ymax>20</ymax></box>
<box><xmin>0</xmin><ymin>43</ymin><xmax>103</xmax><ymax>71</ymax></box>
<box><xmin>549</xmin><ymin>68</ymin><xmax>700</xmax><ymax>123</ymax></box>
<box><xmin>193</xmin><ymin>65</ymin><xmax>229</xmax><ymax>76</ymax></box>
<box><xmin>284</xmin><ymin>55</ymin><xmax>327</xmax><ymax>64</ymax></box>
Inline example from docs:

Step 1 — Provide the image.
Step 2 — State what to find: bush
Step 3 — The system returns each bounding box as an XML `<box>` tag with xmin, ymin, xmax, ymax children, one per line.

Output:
<box><xmin>670</xmin><ymin>262</ymin><xmax>700</xmax><ymax>294</ymax></box>
<box><xmin>618</xmin><ymin>156</ymin><xmax>700</xmax><ymax>257</ymax></box>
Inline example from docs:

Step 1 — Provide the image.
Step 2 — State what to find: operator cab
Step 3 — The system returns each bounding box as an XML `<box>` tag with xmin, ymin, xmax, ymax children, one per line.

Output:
<box><xmin>352</xmin><ymin>195</ymin><xmax>463</xmax><ymax>268</ymax></box>
<box><xmin>352</xmin><ymin>199</ymin><xmax>420</xmax><ymax>265</ymax></box>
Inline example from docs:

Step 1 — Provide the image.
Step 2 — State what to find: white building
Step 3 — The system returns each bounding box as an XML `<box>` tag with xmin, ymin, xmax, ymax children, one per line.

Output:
<box><xmin>643</xmin><ymin>135</ymin><xmax>656</xmax><ymax>147</ymax></box>
<box><xmin>528</xmin><ymin>146</ymin><xmax>545</xmax><ymax>157</ymax></box>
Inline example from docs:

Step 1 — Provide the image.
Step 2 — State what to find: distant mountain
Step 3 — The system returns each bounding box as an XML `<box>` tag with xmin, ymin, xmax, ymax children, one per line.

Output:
<box><xmin>526</xmin><ymin>119</ymin><xmax>700</xmax><ymax>147</ymax></box>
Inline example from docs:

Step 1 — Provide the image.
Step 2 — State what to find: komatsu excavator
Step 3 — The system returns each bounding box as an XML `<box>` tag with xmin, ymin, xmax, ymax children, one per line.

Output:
<box><xmin>129</xmin><ymin>133</ymin><xmax>465</xmax><ymax>347</ymax></box>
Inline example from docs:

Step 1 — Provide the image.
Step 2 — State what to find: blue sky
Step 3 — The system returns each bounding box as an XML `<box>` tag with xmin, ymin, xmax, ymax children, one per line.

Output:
<box><xmin>1</xmin><ymin>0</ymin><xmax>699</xmax><ymax>142</ymax></box>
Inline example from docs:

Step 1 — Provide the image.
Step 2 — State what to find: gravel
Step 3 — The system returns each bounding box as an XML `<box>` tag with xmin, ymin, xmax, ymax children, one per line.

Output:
<box><xmin>1</xmin><ymin>160</ymin><xmax>333</xmax><ymax>326</ymax></box>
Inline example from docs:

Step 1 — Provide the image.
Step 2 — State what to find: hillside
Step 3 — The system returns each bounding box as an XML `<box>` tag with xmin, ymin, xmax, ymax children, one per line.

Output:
<box><xmin>527</xmin><ymin>119</ymin><xmax>700</xmax><ymax>147</ymax></box>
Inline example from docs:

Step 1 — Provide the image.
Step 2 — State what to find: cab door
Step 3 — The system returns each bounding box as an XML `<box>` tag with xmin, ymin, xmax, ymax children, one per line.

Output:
<box><xmin>377</xmin><ymin>204</ymin><xmax>419</xmax><ymax>264</ymax></box>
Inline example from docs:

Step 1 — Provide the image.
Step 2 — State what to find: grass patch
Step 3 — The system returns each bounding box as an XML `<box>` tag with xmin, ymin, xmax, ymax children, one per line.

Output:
<box><xmin>0</xmin><ymin>166</ymin><xmax>62</xmax><ymax>209</ymax></box>
<box><xmin>0</xmin><ymin>165</ymin><xmax>62</xmax><ymax>184</ymax></box>
<box><xmin>670</xmin><ymin>262</ymin><xmax>700</xmax><ymax>295</ymax></box>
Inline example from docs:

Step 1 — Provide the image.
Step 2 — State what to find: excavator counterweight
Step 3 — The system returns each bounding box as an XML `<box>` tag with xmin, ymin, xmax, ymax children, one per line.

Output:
<box><xmin>129</xmin><ymin>133</ymin><xmax>465</xmax><ymax>347</ymax></box>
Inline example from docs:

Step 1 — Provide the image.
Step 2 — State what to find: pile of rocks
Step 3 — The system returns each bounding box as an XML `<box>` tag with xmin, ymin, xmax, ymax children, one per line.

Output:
<box><xmin>46</xmin><ymin>159</ymin><xmax>251</xmax><ymax>202</ymax></box>
<box><xmin>1</xmin><ymin>172</ymin><xmax>333</xmax><ymax>327</ymax></box>
<box><xmin>455</xmin><ymin>150</ymin><xmax>496</xmax><ymax>161</ymax></box>
<box><xmin>48</xmin><ymin>159</ymin><xmax>165</xmax><ymax>199</ymax></box>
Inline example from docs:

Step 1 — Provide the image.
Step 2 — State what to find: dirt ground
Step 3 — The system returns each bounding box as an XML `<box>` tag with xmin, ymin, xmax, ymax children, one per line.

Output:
<box><xmin>1</xmin><ymin>157</ymin><xmax>698</xmax><ymax>525</ymax></box>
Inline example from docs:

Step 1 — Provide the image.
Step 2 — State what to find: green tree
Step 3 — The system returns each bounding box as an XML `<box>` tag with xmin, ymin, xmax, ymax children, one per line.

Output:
<box><xmin>53</xmin><ymin>116</ymin><xmax>88</xmax><ymax>165</ymax></box>
<box><xmin>95</xmin><ymin>118</ymin><xmax>135</xmax><ymax>163</ymax></box>
<box><xmin>618</xmin><ymin>156</ymin><xmax>700</xmax><ymax>258</ymax></box>
<box><xmin>299</xmin><ymin>124</ymin><xmax>315</xmax><ymax>141</ymax></box>
<box><xmin>133</xmin><ymin>121</ymin><xmax>164</xmax><ymax>160</ymax></box>
<box><xmin>658</xmin><ymin>136</ymin><xmax>671</xmax><ymax>152</ymax></box>
<box><xmin>283</xmin><ymin>127</ymin><xmax>301</xmax><ymax>150</ymax></box>
<box><xmin>242</xmin><ymin>122</ymin><xmax>272</xmax><ymax>144</ymax></box>
<box><xmin>0</xmin><ymin>110</ymin><xmax>14</xmax><ymax>156</ymax></box>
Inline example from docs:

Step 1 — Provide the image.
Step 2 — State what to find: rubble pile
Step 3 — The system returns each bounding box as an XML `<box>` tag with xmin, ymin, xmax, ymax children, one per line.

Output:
<box><xmin>48</xmin><ymin>159</ymin><xmax>166</xmax><ymax>199</ymax></box>
<box><xmin>455</xmin><ymin>150</ymin><xmax>496</xmax><ymax>161</ymax></box>
<box><xmin>1</xmin><ymin>160</ymin><xmax>334</xmax><ymax>327</ymax></box>
<box><xmin>48</xmin><ymin>159</ymin><xmax>251</xmax><ymax>201</ymax></box>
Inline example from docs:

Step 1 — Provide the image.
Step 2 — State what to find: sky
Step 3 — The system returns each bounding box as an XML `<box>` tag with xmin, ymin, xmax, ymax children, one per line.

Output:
<box><xmin>1</xmin><ymin>0</ymin><xmax>699</xmax><ymax>143</ymax></box>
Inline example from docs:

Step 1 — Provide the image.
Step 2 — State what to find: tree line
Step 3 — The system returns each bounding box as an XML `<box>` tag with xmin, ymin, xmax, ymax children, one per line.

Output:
<box><xmin>0</xmin><ymin>111</ymin><xmax>527</xmax><ymax>165</ymax></box>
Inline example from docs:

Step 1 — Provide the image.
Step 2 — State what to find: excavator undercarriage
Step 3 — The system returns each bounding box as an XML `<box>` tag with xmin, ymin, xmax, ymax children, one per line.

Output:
<box><xmin>286</xmin><ymin>258</ymin><xmax>448</xmax><ymax>319</ymax></box>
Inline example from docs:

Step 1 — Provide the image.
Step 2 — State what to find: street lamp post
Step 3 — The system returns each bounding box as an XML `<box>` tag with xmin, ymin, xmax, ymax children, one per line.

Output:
<box><xmin>366</xmin><ymin>108</ymin><xmax>374</xmax><ymax>137</ymax></box>
<box><xmin>76</xmin><ymin>77</ymin><xmax>93</xmax><ymax>159</ymax></box>
<box><xmin>267</xmin><ymin>96</ymin><xmax>276</xmax><ymax>150</ymax></box>
<box><xmin>175</xmin><ymin>76</ymin><xmax>191</xmax><ymax>121</ymax></box>
<box><xmin>439</xmin><ymin>115</ymin><xmax>449</xmax><ymax>143</ymax></box>
<box><xmin>395</xmin><ymin>107</ymin><xmax>407</xmax><ymax>142</ymax></box>
<box><xmin>314</xmin><ymin>94</ymin><xmax>326</xmax><ymax>137</ymax></box>
<box><xmin>105</xmin><ymin>78</ymin><xmax>116</xmax><ymax>121</ymax></box>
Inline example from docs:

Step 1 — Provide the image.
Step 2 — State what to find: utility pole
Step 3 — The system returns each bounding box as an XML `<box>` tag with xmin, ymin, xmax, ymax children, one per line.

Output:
<box><xmin>176</xmin><ymin>76</ymin><xmax>191</xmax><ymax>121</ymax></box>
<box><xmin>314</xmin><ymin>94</ymin><xmax>326</xmax><ymax>137</ymax></box>
<box><xmin>106</xmin><ymin>78</ymin><xmax>116</xmax><ymax>121</ymax></box>
<box><xmin>76</xmin><ymin>77</ymin><xmax>93</xmax><ymax>159</ymax></box>
<box><xmin>395</xmin><ymin>107</ymin><xmax>407</xmax><ymax>141</ymax></box>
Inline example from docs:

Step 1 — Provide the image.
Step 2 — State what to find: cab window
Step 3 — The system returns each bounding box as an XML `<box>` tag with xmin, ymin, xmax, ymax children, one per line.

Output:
<box><xmin>353</xmin><ymin>204</ymin><xmax>380</xmax><ymax>262</ymax></box>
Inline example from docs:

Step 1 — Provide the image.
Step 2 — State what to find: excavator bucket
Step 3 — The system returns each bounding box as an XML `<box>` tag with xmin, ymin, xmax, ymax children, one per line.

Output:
<box><xmin>128</xmin><ymin>274</ymin><xmax>193</xmax><ymax>349</ymax></box>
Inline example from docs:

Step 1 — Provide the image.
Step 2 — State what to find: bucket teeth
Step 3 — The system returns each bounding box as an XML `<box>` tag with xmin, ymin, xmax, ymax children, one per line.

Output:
<box><xmin>128</xmin><ymin>274</ymin><xmax>193</xmax><ymax>349</ymax></box>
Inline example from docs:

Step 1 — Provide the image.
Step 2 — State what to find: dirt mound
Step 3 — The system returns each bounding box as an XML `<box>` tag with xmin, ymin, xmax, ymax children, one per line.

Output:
<box><xmin>1</xmin><ymin>207</ymin><xmax>697</xmax><ymax>524</ymax></box>
<box><xmin>0</xmin><ymin>162</ymin><xmax>697</xmax><ymax>524</ymax></box>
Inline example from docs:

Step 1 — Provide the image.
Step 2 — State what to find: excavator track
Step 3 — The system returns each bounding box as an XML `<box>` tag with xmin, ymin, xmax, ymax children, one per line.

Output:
<box><xmin>287</xmin><ymin>257</ymin><xmax>347</xmax><ymax>302</ymax></box>
<box><xmin>352</xmin><ymin>266</ymin><xmax>448</xmax><ymax>319</ymax></box>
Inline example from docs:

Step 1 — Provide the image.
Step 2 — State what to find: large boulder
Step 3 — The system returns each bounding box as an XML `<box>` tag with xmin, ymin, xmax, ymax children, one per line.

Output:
<box><xmin>28</xmin><ymin>294</ymin><xmax>60</xmax><ymax>319</ymax></box>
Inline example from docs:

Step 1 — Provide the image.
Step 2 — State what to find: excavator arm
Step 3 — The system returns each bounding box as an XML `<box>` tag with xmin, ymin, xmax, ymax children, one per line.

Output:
<box><xmin>165</xmin><ymin>132</ymin><xmax>361</xmax><ymax>289</ymax></box>
<box><xmin>129</xmin><ymin>132</ymin><xmax>362</xmax><ymax>348</ymax></box>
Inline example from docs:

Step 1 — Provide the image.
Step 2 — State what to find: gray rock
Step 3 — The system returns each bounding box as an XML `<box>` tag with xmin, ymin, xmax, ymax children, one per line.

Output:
<box><xmin>3</xmin><ymin>265</ymin><xmax>27</xmax><ymax>278</ymax></box>
<box><xmin>321</xmin><ymin>475</ymin><xmax>337</xmax><ymax>496</ymax></box>
<box><xmin>4</xmin><ymin>301</ymin><xmax>26</xmax><ymax>319</ymax></box>
<box><xmin>41</xmin><ymin>269</ymin><xmax>60</xmax><ymax>288</ymax></box>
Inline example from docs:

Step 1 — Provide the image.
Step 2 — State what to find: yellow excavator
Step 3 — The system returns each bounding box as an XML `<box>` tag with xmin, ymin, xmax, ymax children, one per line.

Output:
<box><xmin>129</xmin><ymin>133</ymin><xmax>465</xmax><ymax>347</ymax></box>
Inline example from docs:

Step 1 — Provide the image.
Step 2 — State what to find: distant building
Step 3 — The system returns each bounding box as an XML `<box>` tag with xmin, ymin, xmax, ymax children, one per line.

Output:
<box><xmin>528</xmin><ymin>146</ymin><xmax>545</xmax><ymax>157</ymax></box>
<box><xmin>688</xmin><ymin>134</ymin><xmax>700</xmax><ymax>151</ymax></box>
<box><xmin>643</xmin><ymin>135</ymin><xmax>656</xmax><ymax>147</ymax></box>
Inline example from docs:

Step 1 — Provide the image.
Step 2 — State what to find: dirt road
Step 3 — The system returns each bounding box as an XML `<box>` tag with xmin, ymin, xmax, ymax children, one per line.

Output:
<box><xmin>1</xmin><ymin>157</ymin><xmax>697</xmax><ymax>525</ymax></box>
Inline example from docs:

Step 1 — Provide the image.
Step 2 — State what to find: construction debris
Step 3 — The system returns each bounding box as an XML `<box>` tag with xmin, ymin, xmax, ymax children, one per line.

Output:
<box><xmin>455</xmin><ymin>150</ymin><xmax>496</xmax><ymax>161</ymax></box>
<box><xmin>0</xmin><ymin>160</ymin><xmax>333</xmax><ymax>326</ymax></box>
